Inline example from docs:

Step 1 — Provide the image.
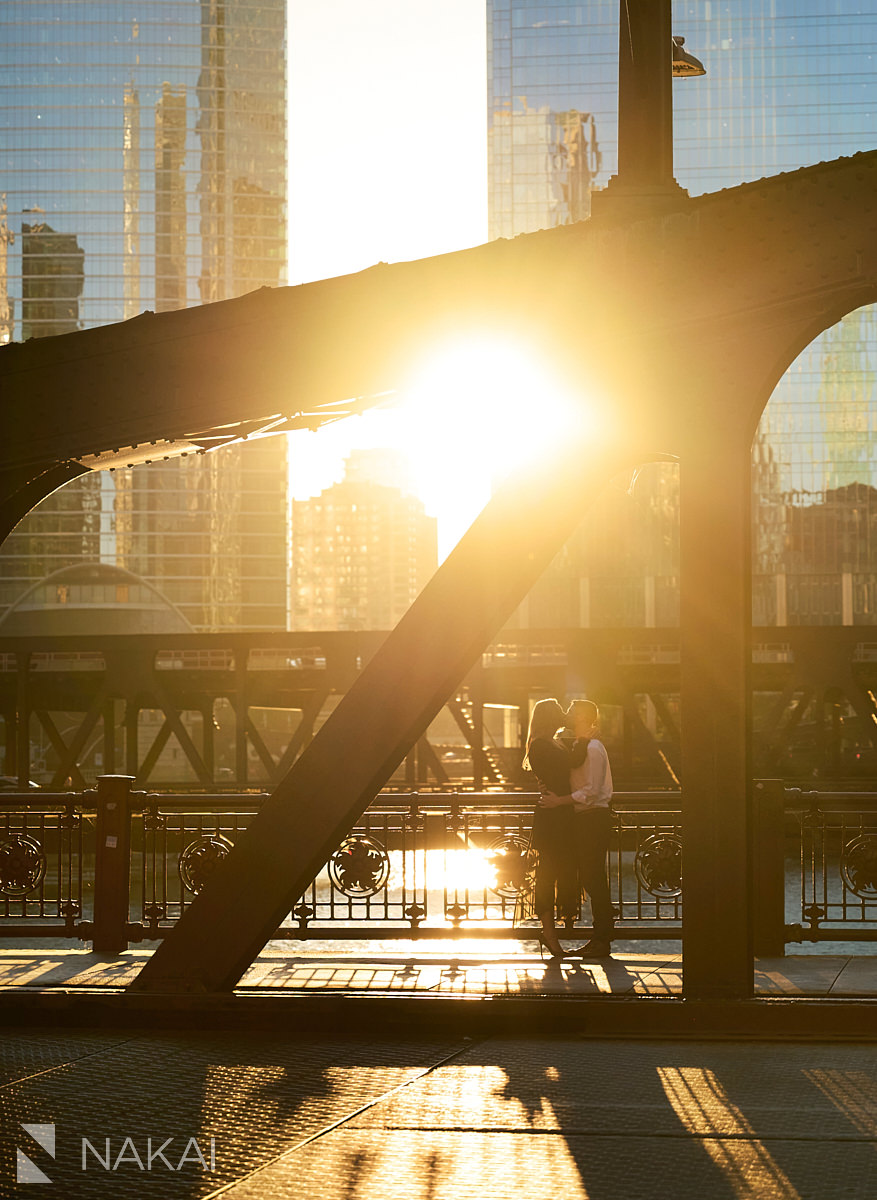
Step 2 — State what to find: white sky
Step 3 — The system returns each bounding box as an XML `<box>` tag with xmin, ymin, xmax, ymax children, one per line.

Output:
<box><xmin>288</xmin><ymin>0</ymin><xmax>487</xmax><ymax>283</ymax></box>
<box><xmin>286</xmin><ymin>1</ymin><xmax>489</xmax><ymax>556</ymax></box>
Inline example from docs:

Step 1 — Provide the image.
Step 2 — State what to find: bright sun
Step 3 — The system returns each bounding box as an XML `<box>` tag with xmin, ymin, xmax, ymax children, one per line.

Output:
<box><xmin>288</xmin><ymin>336</ymin><xmax>590</xmax><ymax>561</ymax></box>
<box><xmin>393</xmin><ymin>337</ymin><xmax>586</xmax><ymax>554</ymax></box>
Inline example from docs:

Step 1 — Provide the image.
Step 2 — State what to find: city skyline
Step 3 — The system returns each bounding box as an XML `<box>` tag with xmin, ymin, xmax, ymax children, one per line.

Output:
<box><xmin>0</xmin><ymin>0</ymin><xmax>290</xmax><ymax>630</ymax></box>
<box><xmin>4</xmin><ymin>4</ymin><xmax>877</xmax><ymax>620</ymax></box>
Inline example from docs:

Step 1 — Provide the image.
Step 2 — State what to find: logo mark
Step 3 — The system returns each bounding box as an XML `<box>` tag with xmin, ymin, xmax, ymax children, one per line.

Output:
<box><xmin>17</xmin><ymin>1124</ymin><xmax>55</xmax><ymax>1184</ymax></box>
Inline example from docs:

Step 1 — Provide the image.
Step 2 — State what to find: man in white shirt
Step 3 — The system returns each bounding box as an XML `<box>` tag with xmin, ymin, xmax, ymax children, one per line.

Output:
<box><xmin>539</xmin><ymin>698</ymin><xmax>614</xmax><ymax>958</ymax></box>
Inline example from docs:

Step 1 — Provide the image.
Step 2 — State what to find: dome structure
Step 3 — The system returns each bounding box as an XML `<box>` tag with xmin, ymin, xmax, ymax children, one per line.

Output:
<box><xmin>0</xmin><ymin>562</ymin><xmax>193</xmax><ymax>636</ymax></box>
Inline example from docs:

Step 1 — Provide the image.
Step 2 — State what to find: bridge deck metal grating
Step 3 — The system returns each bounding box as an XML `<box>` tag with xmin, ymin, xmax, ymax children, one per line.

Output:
<box><xmin>2</xmin><ymin>1031</ymin><xmax>877</xmax><ymax>1197</ymax></box>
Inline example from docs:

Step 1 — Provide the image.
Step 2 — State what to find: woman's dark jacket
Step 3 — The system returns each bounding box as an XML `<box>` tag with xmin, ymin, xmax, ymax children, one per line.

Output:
<box><xmin>526</xmin><ymin>735</ymin><xmax>589</xmax><ymax>851</ymax></box>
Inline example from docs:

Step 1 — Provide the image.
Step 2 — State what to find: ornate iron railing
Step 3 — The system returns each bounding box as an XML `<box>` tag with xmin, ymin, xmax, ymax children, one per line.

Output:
<box><xmin>0</xmin><ymin>795</ymin><xmax>84</xmax><ymax>935</ymax></box>
<box><xmin>788</xmin><ymin>790</ymin><xmax>877</xmax><ymax>941</ymax></box>
<box><xmin>0</xmin><ymin>780</ymin><xmax>875</xmax><ymax>948</ymax></box>
<box><xmin>132</xmin><ymin>796</ymin><xmax>266</xmax><ymax>934</ymax></box>
<box><xmin>0</xmin><ymin>784</ymin><xmax>686</xmax><ymax>944</ymax></box>
<box><xmin>128</xmin><ymin>793</ymin><xmax>683</xmax><ymax>940</ymax></box>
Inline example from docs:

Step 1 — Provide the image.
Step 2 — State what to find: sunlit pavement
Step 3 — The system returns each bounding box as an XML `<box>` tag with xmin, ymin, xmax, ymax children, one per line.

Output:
<box><xmin>2</xmin><ymin>942</ymin><xmax>877</xmax><ymax>1196</ymax></box>
<box><xmin>0</xmin><ymin>938</ymin><xmax>876</xmax><ymax>997</ymax></box>
<box><xmin>2</xmin><ymin>1030</ymin><xmax>877</xmax><ymax>1198</ymax></box>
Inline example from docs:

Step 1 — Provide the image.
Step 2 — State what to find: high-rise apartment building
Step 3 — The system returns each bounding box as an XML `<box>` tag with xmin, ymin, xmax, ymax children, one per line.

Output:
<box><xmin>0</xmin><ymin>0</ymin><xmax>288</xmax><ymax>631</ymax></box>
<box><xmin>489</xmin><ymin>1</ymin><xmax>877</xmax><ymax>626</ymax></box>
<box><xmin>291</xmin><ymin>452</ymin><xmax>438</xmax><ymax>631</ymax></box>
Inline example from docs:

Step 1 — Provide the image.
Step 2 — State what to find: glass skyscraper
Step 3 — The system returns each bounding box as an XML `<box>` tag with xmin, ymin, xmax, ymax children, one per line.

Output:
<box><xmin>489</xmin><ymin>1</ymin><xmax>877</xmax><ymax>627</ymax></box>
<box><xmin>0</xmin><ymin>1</ymin><xmax>289</xmax><ymax>630</ymax></box>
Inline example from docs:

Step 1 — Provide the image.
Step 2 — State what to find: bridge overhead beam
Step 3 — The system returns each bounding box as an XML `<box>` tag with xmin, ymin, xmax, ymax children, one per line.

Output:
<box><xmin>4</xmin><ymin>151</ymin><xmax>877</xmax><ymax>539</ymax></box>
<box><xmin>0</xmin><ymin>461</ymin><xmax>89</xmax><ymax>546</ymax></box>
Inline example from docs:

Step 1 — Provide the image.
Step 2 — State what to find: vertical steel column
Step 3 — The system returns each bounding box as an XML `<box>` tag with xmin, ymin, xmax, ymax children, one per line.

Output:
<box><xmin>679</xmin><ymin>440</ymin><xmax>754</xmax><ymax>998</ymax></box>
<box><xmin>125</xmin><ymin>704</ymin><xmax>139</xmax><ymax>778</ymax></box>
<box><xmin>617</xmin><ymin>0</ymin><xmax>674</xmax><ymax>188</ymax></box>
<box><xmin>471</xmin><ymin>674</ymin><xmax>487</xmax><ymax>791</ymax></box>
<box><xmin>404</xmin><ymin>744</ymin><xmax>417</xmax><ymax>787</ymax></box>
<box><xmin>752</xmin><ymin>778</ymin><xmax>787</xmax><ymax>958</ymax></box>
<box><xmin>202</xmin><ymin>705</ymin><xmax>215</xmax><ymax>779</ymax></box>
<box><xmin>235</xmin><ymin>653</ymin><xmax>248</xmax><ymax>785</ymax></box>
<box><xmin>92</xmin><ymin>774</ymin><xmax>134</xmax><ymax>952</ymax></box>
<box><xmin>2</xmin><ymin>705</ymin><xmax>14</xmax><ymax>779</ymax></box>
<box><xmin>14</xmin><ymin>649</ymin><xmax>30</xmax><ymax>784</ymax></box>
<box><xmin>103</xmin><ymin>700</ymin><xmax>116</xmax><ymax>774</ymax></box>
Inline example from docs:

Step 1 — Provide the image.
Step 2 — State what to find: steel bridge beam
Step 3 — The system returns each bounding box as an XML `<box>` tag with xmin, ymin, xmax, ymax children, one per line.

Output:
<box><xmin>131</xmin><ymin>442</ymin><xmax>632</xmax><ymax>992</ymax></box>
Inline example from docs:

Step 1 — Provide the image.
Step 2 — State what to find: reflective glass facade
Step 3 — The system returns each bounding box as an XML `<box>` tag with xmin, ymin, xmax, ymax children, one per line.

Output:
<box><xmin>489</xmin><ymin>1</ymin><xmax>877</xmax><ymax>626</ymax></box>
<box><xmin>0</xmin><ymin>1</ymin><xmax>288</xmax><ymax>631</ymax></box>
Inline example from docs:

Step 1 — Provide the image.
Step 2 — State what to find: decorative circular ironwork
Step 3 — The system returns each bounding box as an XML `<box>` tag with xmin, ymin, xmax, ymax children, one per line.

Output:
<box><xmin>840</xmin><ymin>835</ymin><xmax>877</xmax><ymax>899</ymax></box>
<box><xmin>328</xmin><ymin>835</ymin><xmax>391</xmax><ymax>898</ymax></box>
<box><xmin>634</xmin><ymin>834</ymin><xmax>682</xmax><ymax>898</ymax></box>
<box><xmin>179</xmin><ymin>835</ymin><xmax>233</xmax><ymax>895</ymax></box>
<box><xmin>486</xmin><ymin>834</ymin><xmax>538</xmax><ymax>899</ymax></box>
<box><xmin>0</xmin><ymin>835</ymin><xmax>46</xmax><ymax>898</ymax></box>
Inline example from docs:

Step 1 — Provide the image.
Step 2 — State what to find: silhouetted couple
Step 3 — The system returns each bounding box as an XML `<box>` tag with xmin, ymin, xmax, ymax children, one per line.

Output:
<box><xmin>523</xmin><ymin>698</ymin><xmax>614</xmax><ymax>959</ymax></box>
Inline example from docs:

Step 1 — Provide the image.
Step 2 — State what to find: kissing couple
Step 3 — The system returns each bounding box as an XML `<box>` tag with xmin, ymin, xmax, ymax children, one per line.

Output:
<box><xmin>522</xmin><ymin>697</ymin><xmax>614</xmax><ymax>959</ymax></box>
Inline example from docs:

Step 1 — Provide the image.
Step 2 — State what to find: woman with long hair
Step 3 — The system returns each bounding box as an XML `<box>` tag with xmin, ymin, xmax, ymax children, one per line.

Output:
<box><xmin>540</xmin><ymin>699</ymin><xmax>615</xmax><ymax>958</ymax></box>
<box><xmin>523</xmin><ymin>697</ymin><xmax>588</xmax><ymax>957</ymax></box>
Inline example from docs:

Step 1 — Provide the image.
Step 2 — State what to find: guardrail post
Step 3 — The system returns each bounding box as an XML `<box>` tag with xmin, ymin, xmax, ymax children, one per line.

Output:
<box><xmin>752</xmin><ymin>778</ymin><xmax>786</xmax><ymax>957</ymax></box>
<box><xmin>92</xmin><ymin>774</ymin><xmax>134</xmax><ymax>952</ymax></box>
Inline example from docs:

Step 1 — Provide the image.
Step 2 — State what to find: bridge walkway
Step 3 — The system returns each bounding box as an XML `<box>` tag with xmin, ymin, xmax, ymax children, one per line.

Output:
<box><xmin>2</xmin><ymin>1013</ymin><xmax>877</xmax><ymax>1197</ymax></box>
<box><xmin>1</xmin><ymin>939</ymin><xmax>875</xmax><ymax>999</ymax></box>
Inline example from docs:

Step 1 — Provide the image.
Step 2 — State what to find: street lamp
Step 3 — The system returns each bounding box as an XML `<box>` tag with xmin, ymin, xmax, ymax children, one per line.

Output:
<box><xmin>672</xmin><ymin>36</ymin><xmax>706</xmax><ymax>79</ymax></box>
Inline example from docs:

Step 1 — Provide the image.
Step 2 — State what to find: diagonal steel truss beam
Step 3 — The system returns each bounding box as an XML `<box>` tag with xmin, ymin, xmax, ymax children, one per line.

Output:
<box><xmin>131</xmin><ymin>438</ymin><xmax>633</xmax><ymax>992</ymax></box>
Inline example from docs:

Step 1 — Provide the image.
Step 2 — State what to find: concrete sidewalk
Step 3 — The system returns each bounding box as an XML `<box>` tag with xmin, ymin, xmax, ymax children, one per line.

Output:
<box><xmin>2</xmin><ymin>1027</ymin><xmax>876</xmax><ymax>1198</ymax></box>
<box><xmin>1</xmin><ymin>939</ymin><xmax>876</xmax><ymax>998</ymax></box>
<box><xmin>1</xmin><ymin>941</ymin><xmax>876</xmax><ymax>1043</ymax></box>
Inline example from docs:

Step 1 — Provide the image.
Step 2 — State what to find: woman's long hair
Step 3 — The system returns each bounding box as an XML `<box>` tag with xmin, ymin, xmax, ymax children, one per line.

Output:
<box><xmin>522</xmin><ymin>698</ymin><xmax>566</xmax><ymax>771</ymax></box>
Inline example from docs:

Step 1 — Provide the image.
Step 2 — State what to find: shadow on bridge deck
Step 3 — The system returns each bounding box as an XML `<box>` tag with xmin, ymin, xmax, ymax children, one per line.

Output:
<box><xmin>3</xmin><ymin>938</ymin><xmax>877</xmax><ymax>997</ymax></box>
